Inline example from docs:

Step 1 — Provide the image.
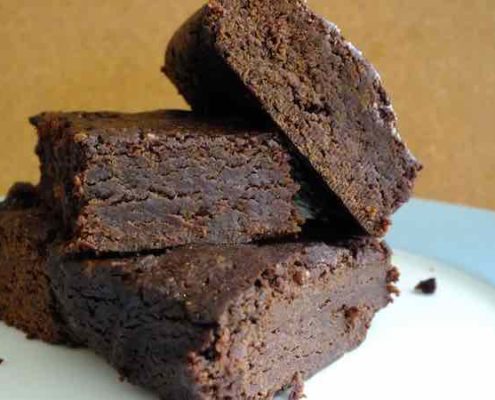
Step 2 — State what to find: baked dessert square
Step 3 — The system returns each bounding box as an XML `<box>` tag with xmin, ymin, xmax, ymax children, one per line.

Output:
<box><xmin>33</xmin><ymin>109</ymin><xmax>359</xmax><ymax>254</ymax></box>
<box><xmin>51</xmin><ymin>238</ymin><xmax>397</xmax><ymax>399</ymax></box>
<box><xmin>164</xmin><ymin>0</ymin><xmax>422</xmax><ymax>236</ymax></box>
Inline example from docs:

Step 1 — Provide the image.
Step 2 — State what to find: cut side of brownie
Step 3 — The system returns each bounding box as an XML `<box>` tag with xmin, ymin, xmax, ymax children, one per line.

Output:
<box><xmin>50</xmin><ymin>238</ymin><xmax>397</xmax><ymax>399</ymax></box>
<box><xmin>0</xmin><ymin>183</ymin><xmax>68</xmax><ymax>344</ymax></box>
<box><xmin>164</xmin><ymin>0</ymin><xmax>422</xmax><ymax>236</ymax></box>
<box><xmin>32</xmin><ymin>109</ymin><xmax>362</xmax><ymax>254</ymax></box>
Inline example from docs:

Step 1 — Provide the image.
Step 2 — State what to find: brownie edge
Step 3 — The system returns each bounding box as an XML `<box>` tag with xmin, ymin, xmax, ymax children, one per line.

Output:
<box><xmin>164</xmin><ymin>0</ymin><xmax>422</xmax><ymax>236</ymax></box>
<box><xmin>0</xmin><ymin>183</ymin><xmax>68</xmax><ymax>344</ymax></box>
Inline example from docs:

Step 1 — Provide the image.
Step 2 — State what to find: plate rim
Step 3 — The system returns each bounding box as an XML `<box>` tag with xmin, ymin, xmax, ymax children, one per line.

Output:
<box><xmin>388</xmin><ymin>197</ymin><xmax>495</xmax><ymax>287</ymax></box>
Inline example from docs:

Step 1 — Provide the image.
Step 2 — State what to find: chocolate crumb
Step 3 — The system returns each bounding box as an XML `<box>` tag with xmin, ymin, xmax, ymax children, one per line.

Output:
<box><xmin>289</xmin><ymin>372</ymin><xmax>305</xmax><ymax>400</ymax></box>
<box><xmin>293</xmin><ymin>270</ymin><xmax>309</xmax><ymax>286</ymax></box>
<box><xmin>386</xmin><ymin>283</ymin><xmax>400</xmax><ymax>296</ymax></box>
<box><xmin>118</xmin><ymin>368</ymin><xmax>129</xmax><ymax>383</ymax></box>
<box><xmin>0</xmin><ymin>358</ymin><xmax>4</xmax><ymax>365</ymax></box>
<box><xmin>386</xmin><ymin>267</ymin><xmax>400</xmax><ymax>283</ymax></box>
<box><xmin>344</xmin><ymin>306</ymin><xmax>360</xmax><ymax>329</ymax></box>
<box><xmin>415</xmin><ymin>278</ymin><xmax>437</xmax><ymax>295</ymax></box>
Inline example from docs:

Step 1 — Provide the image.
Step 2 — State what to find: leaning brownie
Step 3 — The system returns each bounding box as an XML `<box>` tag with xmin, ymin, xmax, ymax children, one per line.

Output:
<box><xmin>50</xmin><ymin>238</ymin><xmax>397</xmax><ymax>399</ymax></box>
<box><xmin>164</xmin><ymin>0</ymin><xmax>422</xmax><ymax>236</ymax></box>
<box><xmin>32</xmin><ymin>109</ymin><xmax>360</xmax><ymax>254</ymax></box>
<box><xmin>0</xmin><ymin>183</ymin><xmax>67</xmax><ymax>343</ymax></box>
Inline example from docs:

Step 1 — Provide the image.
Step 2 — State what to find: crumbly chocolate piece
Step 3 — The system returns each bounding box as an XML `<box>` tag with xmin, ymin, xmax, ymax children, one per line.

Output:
<box><xmin>415</xmin><ymin>278</ymin><xmax>437</xmax><ymax>295</ymax></box>
<box><xmin>387</xmin><ymin>266</ymin><xmax>401</xmax><ymax>283</ymax></box>
<box><xmin>164</xmin><ymin>0</ymin><xmax>422</xmax><ymax>236</ymax></box>
<box><xmin>51</xmin><ymin>239</ymin><xmax>395</xmax><ymax>399</ymax></box>
<box><xmin>32</xmin><ymin>109</ymin><xmax>360</xmax><ymax>254</ymax></box>
<box><xmin>0</xmin><ymin>183</ymin><xmax>68</xmax><ymax>344</ymax></box>
<box><xmin>289</xmin><ymin>372</ymin><xmax>305</xmax><ymax>400</ymax></box>
<box><xmin>0</xmin><ymin>358</ymin><xmax>4</xmax><ymax>365</ymax></box>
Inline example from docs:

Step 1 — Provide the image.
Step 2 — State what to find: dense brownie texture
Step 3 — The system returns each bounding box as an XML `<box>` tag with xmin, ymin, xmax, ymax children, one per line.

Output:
<box><xmin>164</xmin><ymin>0</ymin><xmax>422</xmax><ymax>236</ymax></box>
<box><xmin>415</xmin><ymin>278</ymin><xmax>437</xmax><ymax>295</ymax></box>
<box><xmin>288</xmin><ymin>373</ymin><xmax>304</xmax><ymax>400</ymax></box>
<box><xmin>0</xmin><ymin>183</ymin><xmax>67</xmax><ymax>343</ymax></box>
<box><xmin>51</xmin><ymin>239</ymin><xmax>397</xmax><ymax>399</ymax></box>
<box><xmin>32</xmin><ymin>109</ymin><xmax>361</xmax><ymax>254</ymax></box>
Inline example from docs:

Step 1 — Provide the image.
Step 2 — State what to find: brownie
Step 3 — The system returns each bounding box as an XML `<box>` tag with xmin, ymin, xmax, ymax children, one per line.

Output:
<box><xmin>50</xmin><ymin>238</ymin><xmax>397</xmax><ymax>399</ymax></box>
<box><xmin>163</xmin><ymin>0</ymin><xmax>422</xmax><ymax>236</ymax></box>
<box><xmin>32</xmin><ymin>109</ymin><xmax>362</xmax><ymax>254</ymax></box>
<box><xmin>0</xmin><ymin>183</ymin><xmax>67</xmax><ymax>343</ymax></box>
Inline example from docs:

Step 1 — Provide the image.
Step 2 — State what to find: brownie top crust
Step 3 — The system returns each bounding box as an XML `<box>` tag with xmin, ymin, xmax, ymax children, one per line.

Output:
<box><xmin>0</xmin><ymin>184</ymin><xmax>60</xmax><ymax>251</ymax></box>
<box><xmin>30</xmin><ymin>109</ymin><xmax>273</xmax><ymax>140</ymax></box>
<box><xmin>60</xmin><ymin>239</ymin><xmax>390</xmax><ymax>325</ymax></box>
<box><xmin>1</xmin><ymin>182</ymin><xmax>40</xmax><ymax>211</ymax></box>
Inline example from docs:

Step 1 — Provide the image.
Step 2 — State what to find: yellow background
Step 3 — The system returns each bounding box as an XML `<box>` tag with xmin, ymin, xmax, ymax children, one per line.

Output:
<box><xmin>1</xmin><ymin>0</ymin><xmax>494</xmax><ymax>209</ymax></box>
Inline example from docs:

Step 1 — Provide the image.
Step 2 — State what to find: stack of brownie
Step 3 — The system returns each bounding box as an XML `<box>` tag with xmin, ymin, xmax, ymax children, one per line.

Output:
<box><xmin>0</xmin><ymin>1</ymin><xmax>421</xmax><ymax>399</ymax></box>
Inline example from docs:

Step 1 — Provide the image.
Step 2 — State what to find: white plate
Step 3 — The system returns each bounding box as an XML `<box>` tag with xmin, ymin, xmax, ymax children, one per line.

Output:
<box><xmin>1</xmin><ymin>200</ymin><xmax>495</xmax><ymax>400</ymax></box>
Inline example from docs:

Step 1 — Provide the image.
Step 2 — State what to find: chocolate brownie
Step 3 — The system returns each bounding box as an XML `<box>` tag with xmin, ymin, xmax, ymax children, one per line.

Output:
<box><xmin>50</xmin><ymin>238</ymin><xmax>397</xmax><ymax>399</ymax></box>
<box><xmin>32</xmin><ymin>109</ymin><xmax>362</xmax><ymax>254</ymax></box>
<box><xmin>0</xmin><ymin>183</ymin><xmax>67</xmax><ymax>343</ymax></box>
<box><xmin>164</xmin><ymin>0</ymin><xmax>422</xmax><ymax>236</ymax></box>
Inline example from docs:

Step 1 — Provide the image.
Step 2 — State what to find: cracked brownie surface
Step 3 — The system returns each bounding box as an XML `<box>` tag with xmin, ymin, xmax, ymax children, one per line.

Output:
<box><xmin>164</xmin><ymin>0</ymin><xmax>421</xmax><ymax>236</ymax></box>
<box><xmin>33</xmin><ymin>110</ymin><xmax>361</xmax><ymax>254</ymax></box>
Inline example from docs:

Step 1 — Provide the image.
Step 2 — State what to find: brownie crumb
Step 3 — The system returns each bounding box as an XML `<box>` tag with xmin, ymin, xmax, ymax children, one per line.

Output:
<box><xmin>415</xmin><ymin>278</ymin><xmax>437</xmax><ymax>295</ymax></box>
<box><xmin>0</xmin><ymin>358</ymin><xmax>4</xmax><ymax>365</ymax></box>
<box><xmin>118</xmin><ymin>370</ymin><xmax>128</xmax><ymax>383</ymax></box>
<box><xmin>386</xmin><ymin>267</ymin><xmax>400</xmax><ymax>283</ymax></box>
<box><xmin>344</xmin><ymin>306</ymin><xmax>361</xmax><ymax>329</ymax></box>
<box><xmin>289</xmin><ymin>372</ymin><xmax>305</xmax><ymax>400</ymax></box>
<box><xmin>387</xmin><ymin>283</ymin><xmax>401</xmax><ymax>297</ymax></box>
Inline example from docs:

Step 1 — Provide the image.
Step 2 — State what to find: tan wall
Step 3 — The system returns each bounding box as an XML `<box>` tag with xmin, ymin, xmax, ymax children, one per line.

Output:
<box><xmin>1</xmin><ymin>0</ymin><xmax>494</xmax><ymax>209</ymax></box>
